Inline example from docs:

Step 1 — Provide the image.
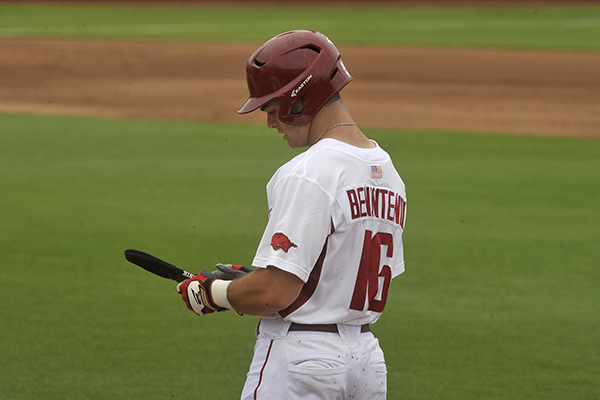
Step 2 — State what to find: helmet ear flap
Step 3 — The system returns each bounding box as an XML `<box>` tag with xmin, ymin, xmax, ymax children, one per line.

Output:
<box><xmin>290</xmin><ymin>94</ymin><xmax>307</xmax><ymax>115</ymax></box>
<box><xmin>276</xmin><ymin>94</ymin><xmax>307</xmax><ymax>125</ymax></box>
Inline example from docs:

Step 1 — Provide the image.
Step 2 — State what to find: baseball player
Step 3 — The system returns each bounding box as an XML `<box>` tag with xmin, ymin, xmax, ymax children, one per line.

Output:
<box><xmin>177</xmin><ymin>30</ymin><xmax>407</xmax><ymax>399</ymax></box>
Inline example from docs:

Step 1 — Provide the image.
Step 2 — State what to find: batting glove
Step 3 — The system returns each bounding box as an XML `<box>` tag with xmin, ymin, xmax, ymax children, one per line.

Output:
<box><xmin>212</xmin><ymin>263</ymin><xmax>253</xmax><ymax>280</ymax></box>
<box><xmin>176</xmin><ymin>270</ymin><xmax>232</xmax><ymax>316</ymax></box>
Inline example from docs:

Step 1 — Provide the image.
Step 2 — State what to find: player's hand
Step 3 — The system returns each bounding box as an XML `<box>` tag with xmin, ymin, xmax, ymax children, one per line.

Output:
<box><xmin>212</xmin><ymin>263</ymin><xmax>253</xmax><ymax>280</ymax></box>
<box><xmin>176</xmin><ymin>270</ymin><xmax>227</xmax><ymax>316</ymax></box>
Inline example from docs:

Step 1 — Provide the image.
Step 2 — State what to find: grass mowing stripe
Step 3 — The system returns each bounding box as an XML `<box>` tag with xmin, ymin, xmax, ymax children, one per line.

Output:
<box><xmin>1</xmin><ymin>113</ymin><xmax>599</xmax><ymax>399</ymax></box>
<box><xmin>5</xmin><ymin>16</ymin><xmax>600</xmax><ymax>36</ymax></box>
<box><xmin>0</xmin><ymin>4</ymin><xmax>599</xmax><ymax>50</ymax></box>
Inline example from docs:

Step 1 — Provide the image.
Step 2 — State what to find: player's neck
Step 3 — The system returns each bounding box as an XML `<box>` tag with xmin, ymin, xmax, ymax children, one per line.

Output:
<box><xmin>309</xmin><ymin>104</ymin><xmax>374</xmax><ymax>149</ymax></box>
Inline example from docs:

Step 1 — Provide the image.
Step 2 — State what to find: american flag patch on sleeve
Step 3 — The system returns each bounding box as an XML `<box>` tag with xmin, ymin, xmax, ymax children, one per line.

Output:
<box><xmin>371</xmin><ymin>165</ymin><xmax>382</xmax><ymax>178</ymax></box>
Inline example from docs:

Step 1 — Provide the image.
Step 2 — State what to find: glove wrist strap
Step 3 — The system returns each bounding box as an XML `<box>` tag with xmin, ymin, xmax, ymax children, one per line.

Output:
<box><xmin>211</xmin><ymin>279</ymin><xmax>233</xmax><ymax>310</ymax></box>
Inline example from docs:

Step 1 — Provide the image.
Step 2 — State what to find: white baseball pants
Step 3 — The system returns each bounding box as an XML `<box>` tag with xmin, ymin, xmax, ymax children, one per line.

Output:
<box><xmin>240</xmin><ymin>318</ymin><xmax>387</xmax><ymax>400</ymax></box>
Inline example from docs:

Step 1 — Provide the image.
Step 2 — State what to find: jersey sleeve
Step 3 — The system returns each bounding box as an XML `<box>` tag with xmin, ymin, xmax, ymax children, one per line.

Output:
<box><xmin>252</xmin><ymin>172</ymin><xmax>334</xmax><ymax>283</ymax></box>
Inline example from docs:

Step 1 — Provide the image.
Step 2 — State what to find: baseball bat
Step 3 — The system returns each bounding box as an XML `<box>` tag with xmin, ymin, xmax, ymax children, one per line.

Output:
<box><xmin>124</xmin><ymin>249</ymin><xmax>195</xmax><ymax>283</ymax></box>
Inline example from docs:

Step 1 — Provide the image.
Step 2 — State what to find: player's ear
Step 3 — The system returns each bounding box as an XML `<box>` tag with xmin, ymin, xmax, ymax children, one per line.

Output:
<box><xmin>291</xmin><ymin>94</ymin><xmax>307</xmax><ymax>115</ymax></box>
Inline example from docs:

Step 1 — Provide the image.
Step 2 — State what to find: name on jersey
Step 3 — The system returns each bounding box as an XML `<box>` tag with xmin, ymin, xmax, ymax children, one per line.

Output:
<box><xmin>346</xmin><ymin>186</ymin><xmax>406</xmax><ymax>229</ymax></box>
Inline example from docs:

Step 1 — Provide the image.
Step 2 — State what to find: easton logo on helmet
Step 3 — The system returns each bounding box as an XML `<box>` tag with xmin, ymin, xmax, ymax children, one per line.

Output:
<box><xmin>271</xmin><ymin>232</ymin><xmax>298</xmax><ymax>252</ymax></box>
<box><xmin>291</xmin><ymin>74</ymin><xmax>312</xmax><ymax>97</ymax></box>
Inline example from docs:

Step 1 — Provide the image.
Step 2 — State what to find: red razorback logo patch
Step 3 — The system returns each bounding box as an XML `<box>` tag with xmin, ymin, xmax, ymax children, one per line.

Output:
<box><xmin>271</xmin><ymin>232</ymin><xmax>298</xmax><ymax>253</ymax></box>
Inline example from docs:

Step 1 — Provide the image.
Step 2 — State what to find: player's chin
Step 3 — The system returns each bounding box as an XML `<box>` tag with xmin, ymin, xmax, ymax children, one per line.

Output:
<box><xmin>283</xmin><ymin>135</ymin><xmax>304</xmax><ymax>148</ymax></box>
<box><xmin>285</xmin><ymin>138</ymin><xmax>301</xmax><ymax>148</ymax></box>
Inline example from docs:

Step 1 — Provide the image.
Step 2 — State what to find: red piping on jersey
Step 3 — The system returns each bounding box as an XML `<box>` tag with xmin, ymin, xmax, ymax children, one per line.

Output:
<box><xmin>254</xmin><ymin>339</ymin><xmax>274</xmax><ymax>400</ymax></box>
<box><xmin>278</xmin><ymin>220</ymin><xmax>335</xmax><ymax>318</ymax></box>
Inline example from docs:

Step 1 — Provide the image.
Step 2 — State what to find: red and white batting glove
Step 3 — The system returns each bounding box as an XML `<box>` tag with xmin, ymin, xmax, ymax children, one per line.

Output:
<box><xmin>176</xmin><ymin>270</ymin><xmax>232</xmax><ymax>316</ymax></box>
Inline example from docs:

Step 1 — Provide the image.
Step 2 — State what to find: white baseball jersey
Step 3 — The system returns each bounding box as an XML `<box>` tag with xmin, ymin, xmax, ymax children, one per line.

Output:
<box><xmin>252</xmin><ymin>138</ymin><xmax>406</xmax><ymax>325</ymax></box>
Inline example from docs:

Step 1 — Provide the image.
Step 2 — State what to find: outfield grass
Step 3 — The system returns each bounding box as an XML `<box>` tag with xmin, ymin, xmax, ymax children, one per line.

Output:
<box><xmin>1</xmin><ymin>113</ymin><xmax>598</xmax><ymax>399</ymax></box>
<box><xmin>0</xmin><ymin>3</ymin><xmax>599</xmax><ymax>50</ymax></box>
<box><xmin>0</xmin><ymin>114</ymin><xmax>295</xmax><ymax>399</ymax></box>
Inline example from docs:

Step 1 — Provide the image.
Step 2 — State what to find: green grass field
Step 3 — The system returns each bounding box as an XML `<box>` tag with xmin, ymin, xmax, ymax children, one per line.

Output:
<box><xmin>1</xmin><ymin>2</ymin><xmax>599</xmax><ymax>400</ymax></box>
<box><xmin>1</xmin><ymin>3</ymin><xmax>600</xmax><ymax>50</ymax></box>
<box><xmin>1</xmin><ymin>114</ymin><xmax>598</xmax><ymax>399</ymax></box>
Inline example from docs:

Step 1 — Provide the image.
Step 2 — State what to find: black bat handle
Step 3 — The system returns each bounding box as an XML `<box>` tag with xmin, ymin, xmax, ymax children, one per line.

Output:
<box><xmin>124</xmin><ymin>249</ymin><xmax>196</xmax><ymax>282</ymax></box>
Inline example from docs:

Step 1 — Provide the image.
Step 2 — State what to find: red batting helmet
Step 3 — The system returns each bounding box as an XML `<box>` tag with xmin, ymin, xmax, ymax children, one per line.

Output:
<box><xmin>237</xmin><ymin>30</ymin><xmax>353</xmax><ymax>126</ymax></box>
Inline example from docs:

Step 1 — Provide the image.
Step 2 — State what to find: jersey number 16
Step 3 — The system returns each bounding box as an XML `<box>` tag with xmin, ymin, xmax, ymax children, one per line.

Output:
<box><xmin>349</xmin><ymin>230</ymin><xmax>393</xmax><ymax>313</ymax></box>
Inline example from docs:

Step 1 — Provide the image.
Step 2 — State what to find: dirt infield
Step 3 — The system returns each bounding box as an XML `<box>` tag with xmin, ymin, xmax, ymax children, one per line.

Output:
<box><xmin>1</xmin><ymin>37</ymin><xmax>599</xmax><ymax>137</ymax></box>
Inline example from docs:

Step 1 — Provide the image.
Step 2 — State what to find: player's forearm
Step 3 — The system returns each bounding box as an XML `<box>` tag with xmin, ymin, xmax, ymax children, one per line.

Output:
<box><xmin>226</xmin><ymin>266</ymin><xmax>303</xmax><ymax>317</ymax></box>
<box><xmin>227</xmin><ymin>278</ymin><xmax>284</xmax><ymax>317</ymax></box>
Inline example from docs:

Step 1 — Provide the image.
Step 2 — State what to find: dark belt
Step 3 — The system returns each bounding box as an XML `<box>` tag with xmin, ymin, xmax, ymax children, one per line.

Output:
<box><xmin>289</xmin><ymin>323</ymin><xmax>370</xmax><ymax>333</ymax></box>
